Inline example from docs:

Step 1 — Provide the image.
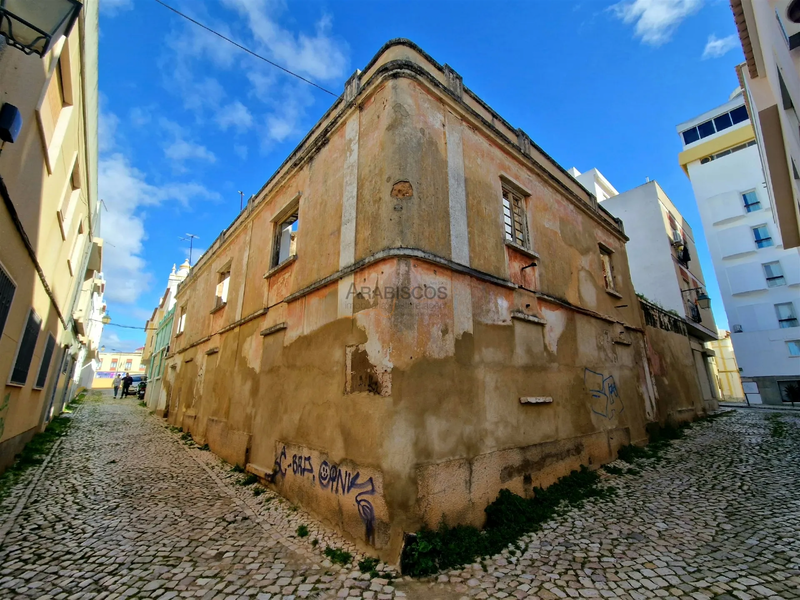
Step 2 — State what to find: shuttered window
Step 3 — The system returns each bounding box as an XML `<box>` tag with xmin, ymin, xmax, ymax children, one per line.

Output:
<box><xmin>10</xmin><ymin>310</ymin><xmax>42</xmax><ymax>385</ymax></box>
<box><xmin>502</xmin><ymin>188</ymin><xmax>529</xmax><ymax>248</ymax></box>
<box><xmin>35</xmin><ymin>334</ymin><xmax>56</xmax><ymax>389</ymax></box>
<box><xmin>0</xmin><ymin>265</ymin><xmax>15</xmax><ymax>338</ymax></box>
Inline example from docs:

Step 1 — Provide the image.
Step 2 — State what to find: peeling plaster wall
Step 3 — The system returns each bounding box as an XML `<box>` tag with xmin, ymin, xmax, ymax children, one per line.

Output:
<box><xmin>159</xmin><ymin>41</ymin><xmax>675</xmax><ymax>562</ymax></box>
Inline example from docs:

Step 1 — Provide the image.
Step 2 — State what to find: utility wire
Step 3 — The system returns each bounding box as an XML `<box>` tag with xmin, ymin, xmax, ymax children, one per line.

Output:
<box><xmin>154</xmin><ymin>0</ymin><xmax>339</xmax><ymax>98</ymax></box>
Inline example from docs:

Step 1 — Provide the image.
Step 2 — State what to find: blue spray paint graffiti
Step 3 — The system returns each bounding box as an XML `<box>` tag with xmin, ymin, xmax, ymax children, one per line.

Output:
<box><xmin>274</xmin><ymin>446</ymin><xmax>377</xmax><ymax>544</ymax></box>
<box><xmin>584</xmin><ymin>369</ymin><xmax>624</xmax><ymax>419</ymax></box>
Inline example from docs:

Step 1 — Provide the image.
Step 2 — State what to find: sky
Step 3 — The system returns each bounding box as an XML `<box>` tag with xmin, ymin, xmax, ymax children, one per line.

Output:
<box><xmin>97</xmin><ymin>0</ymin><xmax>744</xmax><ymax>351</ymax></box>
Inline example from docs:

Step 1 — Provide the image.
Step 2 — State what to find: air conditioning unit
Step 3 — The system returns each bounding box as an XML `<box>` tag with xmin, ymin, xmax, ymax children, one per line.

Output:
<box><xmin>671</xmin><ymin>231</ymin><xmax>683</xmax><ymax>245</ymax></box>
<box><xmin>732</xmin><ymin>324</ymin><xmax>743</xmax><ymax>333</ymax></box>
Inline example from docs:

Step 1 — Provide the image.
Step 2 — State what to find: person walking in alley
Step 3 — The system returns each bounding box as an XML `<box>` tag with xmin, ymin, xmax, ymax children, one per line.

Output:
<box><xmin>122</xmin><ymin>373</ymin><xmax>132</xmax><ymax>397</ymax></box>
<box><xmin>112</xmin><ymin>373</ymin><xmax>122</xmax><ymax>398</ymax></box>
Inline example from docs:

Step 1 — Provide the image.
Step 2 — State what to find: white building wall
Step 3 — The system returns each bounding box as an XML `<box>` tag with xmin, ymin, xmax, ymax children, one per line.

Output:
<box><xmin>686</xmin><ymin>144</ymin><xmax>800</xmax><ymax>383</ymax></box>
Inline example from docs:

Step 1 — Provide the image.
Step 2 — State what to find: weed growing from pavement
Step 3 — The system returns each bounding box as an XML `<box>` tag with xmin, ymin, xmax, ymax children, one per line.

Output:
<box><xmin>230</xmin><ymin>464</ymin><xmax>245</xmax><ymax>474</ymax></box>
<box><xmin>138</xmin><ymin>401</ymin><xmax>147</xmax><ymax>408</ymax></box>
<box><xmin>358</xmin><ymin>557</ymin><xmax>379</xmax><ymax>573</ymax></box>
<box><xmin>238</xmin><ymin>473</ymin><xmax>258</xmax><ymax>486</ymax></box>
<box><xmin>297</xmin><ymin>524</ymin><xmax>309</xmax><ymax>538</ymax></box>
<box><xmin>0</xmin><ymin>392</ymin><xmax>88</xmax><ymax>500</ymax></box>
<box><xmin>400</xmin><ymin>465</ymin><xmax>615</xmax><ymax>577</ymax></box>
<box><xmin>252</xmin><ymin>486</ymin><xmax>265</xmax><ymax>496</ymax></box>
<box><xmin>324</xmin><ymin>547</ymin><xmax>352</xmax><ymax>565</ymax></box>
<box><xmin>767</xmin><ymin>413</ymin><xmax>789</xmax><ymax>439</ymax></box>
<box><xmin>311</xmin><ymin>538</ymin><xmax>319</xmax><ymax>547</ymax></box>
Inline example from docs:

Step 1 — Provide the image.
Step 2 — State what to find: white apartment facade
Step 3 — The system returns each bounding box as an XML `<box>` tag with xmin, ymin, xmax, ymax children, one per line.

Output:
<box><xmin>570</xmin><ymin>170</ymin><xmax>720</xmax><ymax>408</ymax></box>
<box><xmin>678</xmin><ymin>93</ymin><xmax>800</xmax><ymax>405</ymax></box>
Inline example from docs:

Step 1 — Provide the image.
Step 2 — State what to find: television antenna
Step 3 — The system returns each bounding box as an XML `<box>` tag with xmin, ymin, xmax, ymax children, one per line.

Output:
<box><xmin>180</xmin><ymin>233</ymin><xmax>199</xmax><ymax>265</ymax></box>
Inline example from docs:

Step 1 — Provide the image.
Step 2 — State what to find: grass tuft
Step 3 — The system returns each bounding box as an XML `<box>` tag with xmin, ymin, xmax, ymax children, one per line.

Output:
<box><xmin>238</xmin><ymin>473</ymin><xmax>258</xmax><ymax>486</ymax></box>
<box><xmin>297</xmin><ymin>524</ymin><xmax>309</xmax><ymax>538</ymax></box>
<box><xmin>358</xmin><ymin>557</ymin><xmax>380</xmax><ymax>573</ymax></box>
<box><xmin>324</xmin><ymin>547</ymin><xmax>352</xmax><ymax>566</ymax></box>
<box><xmin>400</xmin><ymin>465</ymin><xmax>614</xmax><ymax>577</ymax></box>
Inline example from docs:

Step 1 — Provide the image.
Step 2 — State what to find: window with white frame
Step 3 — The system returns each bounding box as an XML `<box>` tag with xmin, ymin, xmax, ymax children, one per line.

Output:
<box><xmin>742</xmin><ymin>190</ymin><xmax>761</xmax><ymax>212</ymax></box>
<box><xmin>215</xmin><ymin>269</ymin><xmax>230</xmax><ymax>308</ymax></box>
<box><xmin>776</xmin><ymin>302</ymin><xmax>799</xmax><ymax>329</ymax></box>
<box><xmin>273</xmin><ymin>210</ymin><xmax>298</xmax><ymax>268</ymax></box>
<box><xmin>763</xmin><ymin>262</ymin><xmax>786</xmax><ymax>287</ymax></box>
<box><xmin>752</xmin><ymin>225</ymin><xmax>773</xmax><ymax>248</ymax></box>
<box><xmin>502</xmin><ymin>187</ymin><xmax>529</xmax><ymax>248</ymax></box>
<box><xmin>788</xmin><ymin>341</ymin><xmax>800</xmax><ymax>357</ymax></box>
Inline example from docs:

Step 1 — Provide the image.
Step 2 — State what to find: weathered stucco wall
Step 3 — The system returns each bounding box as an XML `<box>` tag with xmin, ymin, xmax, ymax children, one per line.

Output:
<box><xmin>159</xmin><ymin>40</ymin><xmax>681</xmax><ymax>562</ymax></box>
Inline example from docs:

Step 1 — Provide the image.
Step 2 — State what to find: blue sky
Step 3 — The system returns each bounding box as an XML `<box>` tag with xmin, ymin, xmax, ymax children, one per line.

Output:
<box><xmin>97</xmin><ymin>0</ymin><xmax>743</xmax><ymax>351</ymax></box>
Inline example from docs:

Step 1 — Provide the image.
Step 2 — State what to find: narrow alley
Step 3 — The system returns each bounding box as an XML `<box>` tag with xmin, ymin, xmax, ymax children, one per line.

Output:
<box><xmin>0</xmin><ymin>394</ymin><xmax>799</xmax><ymax>600</ymax></box>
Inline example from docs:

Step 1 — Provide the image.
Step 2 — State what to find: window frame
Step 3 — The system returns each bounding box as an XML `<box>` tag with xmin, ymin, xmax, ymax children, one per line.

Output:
<box><xmin>775</xmin><ymin>302</ymin><xmax>799</xmax><ymax>329</ymax></box>
<box><xmin>752</xmin><ymin>225</ymin><xmax>774</xmax><ymax>248</ymax></box>
<box><xmin>176</xmin><ymin>306</ymin><xmax>187</xmax><ymax>335</ymax></box>
<box><xmin>8</xmin><ymin>309</ymin><xmax>42</xmax><ymax>387</ymax></box>
<box><xmin>787</xmin><ymin>341</ymin><xmax>800</xmax><ymax>357</ymax></box>
<box><xmin>34</xmin><ymin>334</ymin><xmax>57</xmax><ymax>390</ymax></box>
<box><xmin>598</xmin><ymin>243</ymin><xmax>618</xmax><ymax>294</ymax></box>
<box><xmin>271</xmin><ymin>195</ymin><xmax>301</xmax><ymax>270</ymax></box>
<box><xmin>763</xmin><ymin>261</ymin><xmax>786</xmax><ymax>287</ymax></box>
<box><xmin>501</xmin><ymin>186</ymin><xmax>531</xmax><ymax>250</ymax></box>
<box><xmin>742</xmin><ymin>190</ymin><xmax>761</xmax><ymax>213</ymax></box>
<box><xmin>0</xmin><ymin>260</ymin><xmax>16</xmax><ymax>340</ymax></box>
<box><xmin>214</xmin><ymin>264</ymin><xmax>232</xmax><ymax>310</ymax></box>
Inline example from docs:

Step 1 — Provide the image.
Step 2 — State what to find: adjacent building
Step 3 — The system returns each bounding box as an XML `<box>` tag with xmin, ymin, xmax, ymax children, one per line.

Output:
<box><xmin>570</xmin><ymin>170</ymin><xmax>721</xmax><ymax>411</ymax></box>
<box><xmin>141</xmin><ymin>260</ymin><xmax>190</xmax><ymax>410</ymax></box>
<box><xmin>730</xmin><ymin>0</ymin><xmax>800</xmax><ymax>249</ymax></box>
<box><xmin>0</xmin><ymin>1</ymin><xmax>103</xmax><ymax>470</ymax></box>
<box><xmin>92</xmin><ymin>348</ymin><xmax>145</xmax><ymax>389</ymax></box>
<box><xmin>678</xmin><ymin>91</ymin><xmax>800</xmax><ymax>405</ymax></box>
<box><xmin>154</xmin><ymin>40</ymin><xmax>712</xmax><ymax>560</ymax></box>
<box><xmin>707</xmin><ymin>331</ymin><xmax>746</xmax><ymax>402</ymax></box>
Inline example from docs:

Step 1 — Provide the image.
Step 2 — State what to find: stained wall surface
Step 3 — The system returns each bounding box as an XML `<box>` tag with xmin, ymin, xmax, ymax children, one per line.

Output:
<box><xmin>160</xmin><ymin>40</ymin><xmax>704</xmax><ymax>561</ymax></box>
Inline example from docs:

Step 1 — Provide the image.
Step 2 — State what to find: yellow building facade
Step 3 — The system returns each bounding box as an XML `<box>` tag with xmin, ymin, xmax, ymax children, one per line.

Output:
<box><xmin>0</xmin><ymin>2</ymin><xmax>102</xmax><ymax>470</ymax></box>
<box><xmin>707</xmin><ymin>331</ymin><xmax>746</xmax><ymax>402</ymax></box>
<box><xmin>92</xmin><ymin>349</ymin><xmax>146</xmax><ymax>389</ymax></box>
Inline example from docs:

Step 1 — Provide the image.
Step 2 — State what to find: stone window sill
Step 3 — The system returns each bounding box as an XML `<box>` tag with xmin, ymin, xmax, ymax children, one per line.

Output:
<box><xmin>175</xmin><ymin>331</ymin><xmax>184</xmax><ymax>338</ymax></box>
<box><xmin>505</xmin><ymin>240</ymin><xmax>540</xmax><ymax>261</ymax></box>
<box><xmin>510</xmin><ymin>310</ymin><xmax>547</xmax><ymax>326</ymax></box>
<box><xmin>260</xmin><ymin>322</ymin><xmax>288</xmax><ymax>337</ymax></box>
<box><xmin>264</xmin><ymin>255</ymin><xmax>297</xmax><ymax>279</ymax></box>
<box><xmin>605</xmin><ymin>288</ymin><xmax>623</xmax><ymax>299</ymax></box>
<box><xmin>205</xmin><ymin>347</ymin><xmax>219</xmax><ymax>356</ymax></box>
<box><xmin>210</xmin><ymin>302</ymin><xmax>227</xmax><ymax>315</ymax></box>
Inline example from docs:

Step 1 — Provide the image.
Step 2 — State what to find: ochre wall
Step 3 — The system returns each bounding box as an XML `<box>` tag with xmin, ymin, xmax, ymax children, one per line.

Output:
<box><xmin>159</xmin><ymin>43</ymin><xmax>679</xmax><ymax>562</ymax></box>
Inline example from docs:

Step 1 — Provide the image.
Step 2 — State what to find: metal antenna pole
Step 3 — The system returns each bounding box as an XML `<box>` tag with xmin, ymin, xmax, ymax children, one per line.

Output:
<box><xmin>238</xmin><ymin>191</ymin><xmax>244</xmax><ymax>211</ymax></box>
<box><xmin>180</xmin><ymin>234</ymin><xmax>199</xmax><ymax>265</ymax></box>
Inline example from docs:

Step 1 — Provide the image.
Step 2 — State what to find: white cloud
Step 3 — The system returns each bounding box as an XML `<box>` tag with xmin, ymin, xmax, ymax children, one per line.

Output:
<box><xmin>99</xmin><ymin>329</ymin><xmax>144</xmax><ymax>353</ymax></box>
<box><xmin>216</xmin><ymin>101</ymin><xmax>254</xmax><ymax>131</ymax></box>
<box><xmin>101</xmin><ymin>0</ymin><xmax>133</xmax><ymax>16</ymax></box>
<box><xmin>702</xmin><ymin>34</ymin><xmax>739</xmax><ymax>59</ymax></box>
<box><xmin>164</xmin><ymin>139</ymin><xmax>216</xmax><ymax>163</ymax></box>
<box><xmin>99</xmin><ymin>110</ymin><xmax>119</xmax><ymax>153</ymax></box>
<box><xmin>99</xmin><ymin>110</ymin><xmax>220</xmax><ymax>305</ymax></box>
<box><xmin>221</xmin><ymin>0</ymin><xmax>349</xmax><ymax>82</ymax></box>
<box><xmin>610</xmin><ymin>0</ymin><xmax>703</xmax><ymax>46</ymax></box>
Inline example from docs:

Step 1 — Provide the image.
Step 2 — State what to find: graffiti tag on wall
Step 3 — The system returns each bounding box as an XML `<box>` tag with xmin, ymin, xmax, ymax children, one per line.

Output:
<box><xmin>274</xmin><ymin>446</ymin><xmax>377</xmax><ymax>545</ymax></box>
<box><xmin>584</xmin><ymin>369</ymin><xmax>624</xmax><ymax>419</ymax></box>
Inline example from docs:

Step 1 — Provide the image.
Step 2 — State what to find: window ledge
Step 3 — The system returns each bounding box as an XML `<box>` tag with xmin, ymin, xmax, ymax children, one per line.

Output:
<box><xmin>510</xmin><ymin>310</ymin><xmax>547</xmax><ymax>326</ymax></box>
<box><xmin>5</xmin><ymin>382</ymin><xmax>25</xmax><ymax>388</ymax></box>
<box><xmin>175</xmin><ymin>332</ymin><xmax>184</xmax><ymax>338</ymax></box>
<box><xmin>205</xmin><ymin>347</ymin><xmax>219</xmax><ymax>356</ymax></box>
<box><xmin>264</xmin><ymin>255</ymin><xmax>297</xmax><ymax>279</ymax></box>
<box><xmin>504</xmin><ymin>241</ymin><xmax>540</xmax><ymax>260</ymax></box>
<box><xmin>260</xmin><ymin>322</ymin><xmax>288</xmax><ymax>337</ymax></box>
<box><xmin>210</xmin><ymin>302</ymin><xmax>227</xmax><ymax>315</ymax></box>
<box><xmin>184</xmin><ymin>357</ymin><xmax>193</xmax><ymax>363</ymax></box>
<box><xmin>605</xmin><ymin>288</ymin><xmax>623</xmax><ymax>299</ymax></box>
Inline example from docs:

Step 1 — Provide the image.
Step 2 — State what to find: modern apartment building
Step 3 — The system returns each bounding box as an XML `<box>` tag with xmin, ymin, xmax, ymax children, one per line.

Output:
<box><xmin>571</xmin><ymin>170</ymin><xmax>721</xmax><ymax>410</ymax></box>
<box><xmin>678</xmin><ymin>92</ymin><xmax>800</xmax><ymax>405</ymax></box>
<box><xmin>729</xmin><ymin>0</ymin><xmax>800</xmax><ymax>250</ymax></box>
<box><xmin>0</xmin><ymin>1</ymin><xmax>103</xmax><ymax>470</ymax></box>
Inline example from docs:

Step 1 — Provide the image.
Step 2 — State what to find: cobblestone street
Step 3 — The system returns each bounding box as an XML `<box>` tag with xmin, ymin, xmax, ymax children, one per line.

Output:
<box><xmin>0</xmin><ymin>394</ymin><xmax>798</xmax><ymax>600</ymax></box>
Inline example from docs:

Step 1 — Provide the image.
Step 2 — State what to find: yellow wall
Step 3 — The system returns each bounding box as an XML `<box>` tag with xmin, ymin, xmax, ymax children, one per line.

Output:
<box><xmin>0</xmin><ymin>2</ymin><xmax>100</xmax><ymax>467</ymax></box>
<box><xmin>92</xmin><ymin>351</ymin><xmax>146</xmax><ymax>389</ymax></box>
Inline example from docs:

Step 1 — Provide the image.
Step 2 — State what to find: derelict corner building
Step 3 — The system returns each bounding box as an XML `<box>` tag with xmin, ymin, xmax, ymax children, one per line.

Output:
<box><xmin>154</xmin><ymin>40</ymin><xmax>714</xmax><ymax>560</ymax></box>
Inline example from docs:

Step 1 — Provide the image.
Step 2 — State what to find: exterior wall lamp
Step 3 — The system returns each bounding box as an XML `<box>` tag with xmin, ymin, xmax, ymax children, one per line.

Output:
<box><xmin>0</xmin><ymin>0</ymin><xmax>82</xmax><ymax>57</ymax></box>
<box><xmin>101</xmin><ymin>314</ymin><xmax>111</xmax><ymax>325</ymax></box>
<box><xmin>681</xmin><ymin>287</ymin><xmax>711</xmax><ymax>310</ymax></box>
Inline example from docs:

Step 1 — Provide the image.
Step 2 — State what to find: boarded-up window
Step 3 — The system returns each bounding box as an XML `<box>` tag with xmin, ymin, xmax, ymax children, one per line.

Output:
<box><xmin>502</xmin><ymin>188</ymin><xmax>529</xmax><ymax>248</ymax></box>
<box><xmin>35</xmin><ymin>334</ymin><xmax>56</xmax><ymax>389</ymax></box>
<box><xmin>10</xmin><ymin>310</ymin><xmax>42</xmax><ymax>386</ymax></box>
<box><xmin>600</xmin><ymin>248</ymin><xmax>616</xmax><ymax>291</ymax></box>
<box><xmin>0</xmin><ymin>264</ymin><xmax>15</xmax><ymax>338</ymax></box>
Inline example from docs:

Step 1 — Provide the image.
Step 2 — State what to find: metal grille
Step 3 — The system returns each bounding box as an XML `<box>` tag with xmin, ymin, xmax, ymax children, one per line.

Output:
<box><xmin>10</xmin><ymin>310</ymin><xmax>41</xmax><ymax>385</ymax></box>
<box><xmin>35</xmin><ymin>334</ymin><xmax>56</xmax><ymax>389</ymax></box>
<box><xmin>0</xmin><ymin>265</ymin><xmax>15</xmax><ymax>338</ymax></box>
<box><xmin>502</xmin><ymin>189</ymin><xmax>528</xmax><ymax>248</ymax></box>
